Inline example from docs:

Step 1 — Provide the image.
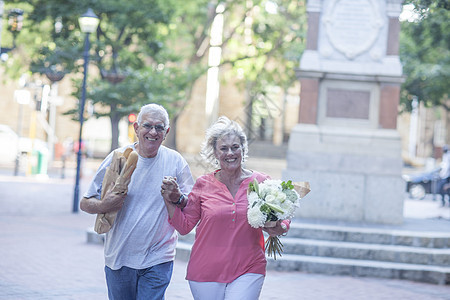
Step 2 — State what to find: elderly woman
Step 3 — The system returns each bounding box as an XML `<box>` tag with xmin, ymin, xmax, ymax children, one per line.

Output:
<box><xmin>160</xmin><ymin>116</ymin><xmax>290</xmax><ymax>300</ymax></box>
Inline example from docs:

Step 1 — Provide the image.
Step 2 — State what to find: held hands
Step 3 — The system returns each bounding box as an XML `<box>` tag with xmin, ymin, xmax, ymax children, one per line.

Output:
<box><xmin>263</xmin><ymin>220</ymin><xmax>290</xmax><ymax>237</ymax></box>
<box><xmin>161</xmin><ymin>176</ymin><xmax>183</xmax><ymax>206</ymax></box>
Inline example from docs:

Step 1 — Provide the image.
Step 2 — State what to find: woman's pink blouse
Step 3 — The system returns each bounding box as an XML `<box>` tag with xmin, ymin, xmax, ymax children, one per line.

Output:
<box><xmin>169</xmin><ymin>171</ymin><xmax>270</xmax><ymax>283</ymax></box>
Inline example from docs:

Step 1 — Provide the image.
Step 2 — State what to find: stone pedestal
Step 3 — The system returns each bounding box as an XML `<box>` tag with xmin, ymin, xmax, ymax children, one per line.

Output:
<box><xmin>284</xmin><ymin>0</ymin><xmax>405</xmax><ymax>224</ymax></box>
<box><xmin>284</xmin><ymin>125</ymin><xmax>404</xmax><ymax>224</ymax></box>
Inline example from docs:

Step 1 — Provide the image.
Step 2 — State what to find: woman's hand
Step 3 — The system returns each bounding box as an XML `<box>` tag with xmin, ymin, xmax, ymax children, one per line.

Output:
<box><xmin>262</xmin><ymin>220</ymin><xmax>290</xmax><ymax>237</ymax></box>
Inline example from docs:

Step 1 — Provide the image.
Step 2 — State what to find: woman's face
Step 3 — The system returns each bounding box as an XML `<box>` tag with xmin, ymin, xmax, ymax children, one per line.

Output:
<box><xmin>214</xmin><ymin>134</ymin><xmax>243</xmax><ymax>171</ymax></box>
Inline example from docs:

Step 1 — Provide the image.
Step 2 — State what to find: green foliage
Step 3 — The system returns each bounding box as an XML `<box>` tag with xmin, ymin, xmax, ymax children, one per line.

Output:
<box><xmin>281</xmin><ymin>180</ymin><xmax>294</xmax><ymax>191</ymax></box>
<box><xmin>225</xmin><ymin>0</ymin><xmax>306</xmax><ymax>90</ymax></box>
<box><xmin>2</xmin><ymin>0</ymin><xmax>307</xmax><ymax>150</ymax></box>
<box><xmin>400</xmin><ymin>0</ymin><xmax>450</xmax><ymax>112</ymax></box>
<box><xmin>2</xmin><ymin>0</ymin><xmax>193</xmax><ymax>150</ymax></box>
<box><xmin>249</xmin><ymin>178</ymin><xmax>260</xmax><ymax>195</ymax></box>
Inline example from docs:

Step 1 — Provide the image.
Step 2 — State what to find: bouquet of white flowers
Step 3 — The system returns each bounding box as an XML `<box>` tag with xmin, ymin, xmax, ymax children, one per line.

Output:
<box><xmin>247</xmin><ymin>179</ymin><xmax>310</xmax><ymax>259</ymax></box>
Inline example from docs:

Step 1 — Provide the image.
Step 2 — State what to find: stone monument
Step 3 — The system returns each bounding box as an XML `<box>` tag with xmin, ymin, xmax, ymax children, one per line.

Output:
<box><xmin>283</xmin><ymin>0</ymin><xmax>405</xmax><ymax>224</ymax></box>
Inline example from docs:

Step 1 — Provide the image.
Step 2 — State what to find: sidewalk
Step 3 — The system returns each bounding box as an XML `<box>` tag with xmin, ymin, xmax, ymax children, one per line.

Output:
<box><xmin>0</xmin><ymin>157</ymin><xmax>449</xmax><ymax>299</ymax></box>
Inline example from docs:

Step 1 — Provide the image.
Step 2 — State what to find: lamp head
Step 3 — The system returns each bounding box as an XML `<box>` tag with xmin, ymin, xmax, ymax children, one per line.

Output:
<box><xmin>78</xmin><ymin>8</ymin><xmax>99</xmax><ymax>33</ymax></box>
<box><xmin>8</xmin><ymin>8</ymin><xmax>24</xmax><ymax>33</ymax></box>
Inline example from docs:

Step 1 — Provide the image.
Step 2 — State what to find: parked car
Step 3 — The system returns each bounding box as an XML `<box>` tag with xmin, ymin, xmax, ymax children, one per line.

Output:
<box><xmin>402</xmin><ymin>168</ymin><xmax>440</xmax><ymax>200</ymax></box>
<box><xmin>0</xmin><ymin>124</ymin><xmax>47</xmax><ymax>165</ymax></box>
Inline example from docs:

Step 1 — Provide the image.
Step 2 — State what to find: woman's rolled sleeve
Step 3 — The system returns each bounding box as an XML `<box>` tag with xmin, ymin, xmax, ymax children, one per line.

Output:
<box><xmin>169</xmin><ymin>192</ymin><xmax>201</xmax><ymax>235</ymax></box>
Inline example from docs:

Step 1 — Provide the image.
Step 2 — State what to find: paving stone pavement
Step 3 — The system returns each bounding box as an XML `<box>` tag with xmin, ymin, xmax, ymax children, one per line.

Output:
<box><xmin>0</xmin><ymin>157</ymin><xmax>450</xmax><ymax>300</ymax></box>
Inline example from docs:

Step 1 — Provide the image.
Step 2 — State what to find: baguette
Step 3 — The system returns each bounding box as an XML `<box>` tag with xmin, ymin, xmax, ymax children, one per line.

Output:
<box><xmin>94</xmin><ymin>148</ymin><xmax>139</xmax><ymax>234</ymax></box>
<box><xmin>123</xmin><ymin>147</ymin><xmax>133</xmax><ymax>159</ymax></box>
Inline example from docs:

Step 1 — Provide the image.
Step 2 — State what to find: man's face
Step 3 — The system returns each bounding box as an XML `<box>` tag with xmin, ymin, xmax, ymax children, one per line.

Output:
<box><xmin>134</xmin><ymin>112</ymin><xmax>169</xmax><ymax>158</ymax></box>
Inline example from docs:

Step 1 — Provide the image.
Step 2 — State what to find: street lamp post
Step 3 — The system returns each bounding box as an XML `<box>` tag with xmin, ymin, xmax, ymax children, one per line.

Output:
<box><xmin>73</xmin><ymin>8</ymin><xmax>99</xmax><ymax>213</ymax></box>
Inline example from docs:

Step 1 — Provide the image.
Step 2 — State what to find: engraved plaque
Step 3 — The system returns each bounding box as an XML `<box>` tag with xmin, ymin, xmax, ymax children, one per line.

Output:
<box><xmin>326</xmin><ymin>88</ymin><xmax>370</xmax><ymax>119</ymax></box>
<box><xmin>323</xmin><ymin>0</ymin><xmax>384</xmax><ymax>59</ymax></box>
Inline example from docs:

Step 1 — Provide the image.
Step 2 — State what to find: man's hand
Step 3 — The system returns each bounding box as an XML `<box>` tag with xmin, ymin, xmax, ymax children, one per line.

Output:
<box><xmin>161</xmin><ymin>176</ymin><xmax>182</xmax><ymax>205</ymax></box>
<box><xmin>101</xmin><ymin>182</ymin><xmax>127</xmax><ymax>213</ymax></box>
<box><xmin>80</xmin><ymin>182</ymin><xmax>126</xmax><ymax>214</ymax></box>
<box><xmin>160</xmin><ymin>176</ymin><xmax>187</xmax><ymax>218</ymax></box>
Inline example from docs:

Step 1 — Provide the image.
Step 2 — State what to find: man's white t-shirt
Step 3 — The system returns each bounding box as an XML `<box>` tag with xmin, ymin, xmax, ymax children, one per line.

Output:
<box><xmin>84</xmin><ymin>144</ymin><xmax>194</xmax><ymax>270</ymax></box>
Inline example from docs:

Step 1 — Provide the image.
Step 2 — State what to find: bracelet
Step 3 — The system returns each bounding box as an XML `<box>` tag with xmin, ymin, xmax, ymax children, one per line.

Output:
<box><xmin>173</xmin><ymin>194</ymin><xmax>184</xmax><ymax>205</ymax></box>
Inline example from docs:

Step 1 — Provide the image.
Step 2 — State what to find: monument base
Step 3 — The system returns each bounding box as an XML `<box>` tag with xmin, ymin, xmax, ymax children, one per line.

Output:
<box><xmin>283</xmin><ymin>124</ymin><xmax>404</xmax><ymax>225</ymax></box>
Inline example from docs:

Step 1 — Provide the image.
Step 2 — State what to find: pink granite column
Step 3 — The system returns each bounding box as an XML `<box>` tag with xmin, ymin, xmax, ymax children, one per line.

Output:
<box><xmin>378</xmin><ymin>15</ymin><xmax>401</xmax><ymax>129</ymax></box>
<box><xmin>379</xmin><ymin>83</ymin><xmax>400</xmax><ymax>129</ymax></box>
<box><xmin>299</xmin><ymin>78</ymin><xmax>319</xmax><ymax>124</ymax></box>
<box><xmin>298</xmin><ymin>10</ymin><xmax>320</xmax><ymax>125</ymax></box>
<box><xmin>386</xmin><ymin>17</ymin><xmax>400</xmax><ymax>55</ymax></box>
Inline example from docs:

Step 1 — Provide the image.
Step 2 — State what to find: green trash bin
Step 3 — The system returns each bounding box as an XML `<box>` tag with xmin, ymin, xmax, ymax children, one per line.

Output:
<box><xmin>31</xmin><ymin>148</ymin><xmax>48</xmax><ymax>175</ymax></box>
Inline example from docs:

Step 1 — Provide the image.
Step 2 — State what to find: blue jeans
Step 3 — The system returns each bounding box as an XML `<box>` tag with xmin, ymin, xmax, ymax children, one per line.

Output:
<box><xmin>105</xmin><ymin>261</ymin><xmax>173</xmax><ymax>300</ymax></box>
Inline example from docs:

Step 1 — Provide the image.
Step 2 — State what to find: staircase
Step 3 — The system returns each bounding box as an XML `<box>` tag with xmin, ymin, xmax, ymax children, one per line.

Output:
<box><xmin>175</xmin><ymin>219</ymin><xmax>450</xmax><ymax>285</ymax></box>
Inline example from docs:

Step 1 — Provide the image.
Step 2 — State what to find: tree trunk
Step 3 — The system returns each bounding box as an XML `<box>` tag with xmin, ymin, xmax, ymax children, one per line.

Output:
<box><xmin>110</xmin><ymin>104</ymin><xmax>121</xmax><ymax>152</ymax></box>
<box><xmin>445</xmin><ymin>100</ymin><xmax>450</xmax><ymax>146</ymax></box>
<box><xmin>165</xmin><ymin>114</ymin><xmax>178</xmax><ymax>150</ymax></box>
<box><xmin>245</xmin><ymin>84</ymin><xmax>254</xmax><ymax>142</ymax></box>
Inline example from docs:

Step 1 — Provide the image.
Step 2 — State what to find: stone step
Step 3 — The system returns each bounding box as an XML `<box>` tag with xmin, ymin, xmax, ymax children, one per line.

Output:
<box><xmin>87</xmin><ymin>222</ymin><xmax>450</xmax><ymax>284</ymax></box>
<box><xmin>281</xmin><ymin>237</ymin><xmax>450</xmax><ymax>266</ymax></box>
<box><xmin>175</xmin><ymin>241</ymin><xmax>450</xmax><ymax>285</ymax></box>
<box><xmin>266</xmin><ymin>253</ymin><xmax>450</xmax><ymax>285</ymax></box>
<box><xmin>288</xmin><ymin>222</ymin><xmax>450</xmax><ymax>248</ymax></box>
<box><xmin>177</xmin><ymin>232</ymin><xmax>450</xmax><ymax>266</ymax></box>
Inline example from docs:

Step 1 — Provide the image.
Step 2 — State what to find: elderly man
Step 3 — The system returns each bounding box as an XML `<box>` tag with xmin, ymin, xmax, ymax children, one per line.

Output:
<box><xmin>80</xmin><ymin>103</ymin><xmax>194</xmax><ymax>299</ymax></box>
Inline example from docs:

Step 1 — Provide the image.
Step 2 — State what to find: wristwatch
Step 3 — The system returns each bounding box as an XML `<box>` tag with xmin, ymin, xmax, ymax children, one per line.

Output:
<box><xmin>173</xmin><ymin>194</ymin><xmax>185</xmax><ymax>205</ymax></box>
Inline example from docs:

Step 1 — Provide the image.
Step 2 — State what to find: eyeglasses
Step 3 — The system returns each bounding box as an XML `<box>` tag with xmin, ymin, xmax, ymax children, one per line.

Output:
<box><xmin>141</xmin><ymin>123</ymin><xmax>166</xmax><ymax>133</ymax></box>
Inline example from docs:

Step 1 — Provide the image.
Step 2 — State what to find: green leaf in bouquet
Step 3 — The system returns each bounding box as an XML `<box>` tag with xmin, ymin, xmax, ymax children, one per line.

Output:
<box><xmin>281</xmin><ymin>180</ymin><xmax>294</xmax><ymax>191</ymax></box>
<box><xmin>260</xmin><ymin>204</ymin><xmax>271</xmax><ymax>214</ymax></box>
<box><xmin>265</xmin><ymin>202</ymin><xmax>284</xmax><ymax>213</ymax></box>
<box><xmin>254</xmin><ymin>179</ymin><xmax>259</xmax><ymax>195</ymax></box>
<box><xmin>248</xmin><ymin>178</ymin><xmax>259</xmax><ymax>194</ymax></box>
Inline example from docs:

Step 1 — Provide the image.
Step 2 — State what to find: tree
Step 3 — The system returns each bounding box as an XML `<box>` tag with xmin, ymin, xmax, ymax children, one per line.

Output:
<box><xmin>5</xmin><ymin>0</ymin><xmax>192</xmax><ymax>152</ymax></box>
<box><xmin>224</xmin><ymin>0</ymin><xmax>306</xmax><ymax>141</ymax></box>
<box><xmin>400</xmin><ymin>0</ymin><xmax>449</xmax><ymax>112</ymax></box>
<box><xmin>163</xmin><ymin>0</ymin><xmax>307</xmax><ymax>146</ymax></box>
<box><xmin>3</xmin><ymin>0</ymin><xmax>307</xmax><ymax>151</ymax></box>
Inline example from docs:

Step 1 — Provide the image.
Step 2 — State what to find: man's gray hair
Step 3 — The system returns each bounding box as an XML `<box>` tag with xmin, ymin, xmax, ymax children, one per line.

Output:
<box><xmin>200</xmin><ymin>116</ymin><xmax>248</xmax><ymax>168</ymax></box>
<box><xmin>137</xmin><ymin>103</ymin><xmax>170</xmax><ymax>128</ymax></box>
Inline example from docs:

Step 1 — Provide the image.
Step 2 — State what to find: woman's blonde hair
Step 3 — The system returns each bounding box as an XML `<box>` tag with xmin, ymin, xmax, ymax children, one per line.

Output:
<box><xmin>200</xmin><ymin>116</ymin><xmax>248</xmax><ymax>168</ymax></box>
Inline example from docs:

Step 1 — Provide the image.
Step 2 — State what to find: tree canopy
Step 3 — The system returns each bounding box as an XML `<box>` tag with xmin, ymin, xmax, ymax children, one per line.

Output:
<box><xmin>1</xmin><ymin>0</ymin><xmax>307</xmax><ymax>151</ymax></box>
<box><xmin>399</xmin><ymin>0</ymin><xmax>449</xmax><ymax>112</ymax></box>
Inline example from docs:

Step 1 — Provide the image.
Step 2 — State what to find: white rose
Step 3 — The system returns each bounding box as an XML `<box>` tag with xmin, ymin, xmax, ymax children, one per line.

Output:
<box><xmin>275</xmin><ymin>191</ymin><xmax>286</xmax><ymax>203</ymax></box>
<box><xmin>265</xmin><ymin>194</ymin><xmax>276</xmax><ymax>204</ymax></box>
